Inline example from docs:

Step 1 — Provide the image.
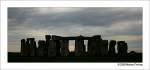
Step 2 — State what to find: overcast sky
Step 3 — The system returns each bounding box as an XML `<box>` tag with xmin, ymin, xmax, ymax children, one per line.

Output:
<box><xmin>8</xmin><ymin>7</ymin><xmax>142</xmax><ymax>53</ymax></box>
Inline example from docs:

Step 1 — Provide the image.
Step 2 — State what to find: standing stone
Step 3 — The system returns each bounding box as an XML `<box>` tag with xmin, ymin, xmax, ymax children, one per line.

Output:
<box><xmin>51</xmin><ymin>35</ymin><xmax>61</xmax><ymax>56</ymax></box>
<box><xmin>45</xmin><ymin>35</ymin><xmax>51</xmax><ymax>56</ymax></box>
<box><xmin>100</xmin><ymin>40</ymin><xmax>108</xmax><ymax>56</ymax></box>
<box><xmin>88</xmin><ymin>39</ymin><xmax>95</xmax><ymax>56</ymax></box>
<box><xmin>117</xmin><ymin>41</ymin><xmax>128</xmax><ymax>56</ymax></box>
<box><xmin>37</xmin><ymin>40</ymin><xmax>45</xmax><ymax>56</ymax></box>
<box><xmin>94</xmin><ymin>36</ymin><xmax>102</xmax><ymax>56</ymax></box>
<box><xmin>25</xmin><ymin>38</ymin><xmax>30</xmax><ymax>56</ymax></box>
<box><xmin>96</xmin><ymin>39</ymin><xmax>102</xmax><ymax>56</ymax></box>
<box><xmin>46</xmin><ymin>35</ymin><xmax>51</xmax><ymax>40</ymax></box>
<box><xmin>88</xmin><ymin>35</ymin><xmax>102</xmax><ymax>56</ymax></box>
<box><xmin>82</xmin><ymin>44</ymin><xmax>86</xmax><ymax>55</ymax></box>
<box><xmin>55</xmin><ymin>40</ymin><xmax>61</xmax><ymax>56</ymax></box>
<box><xmin>75</xmin><ymin>36</ymin><xmax>85</xmax><ymax>56</ymax></box>
<box><xmin>60</xmin><ymin>40</ymin><xmax>69</xmax><ymax>56</ymax></box>
<box><xmin>21</xmin><ymin>39</ymin><xmax>26</xmax><ymax>56</ymax></box>
<box><xmin>29</xmin><ymin>38</ymin><xmax>36</xmax><ymax>56</ymax></box>
<box><xmin>122</xmin><ymin>42</ymin><xmax>128</xmax><ymax>56</ymax></box>
<box><xmin>117</xmin><ymin>41</ymin><xmax>122</xmax><ymax>56</ymax></box>
<box><xmin>88</xmin><ymin>39</ymin><xmax>97</xmax><ymax>56</ymax></box>
<box><xmin>124</xmin><ymin>42</ymin><xmax>128</xmax><ymax>55</ymax></box>
<box><xmin>33</xmin><ymin>40</ymin><xmax>37</xmax><ymax>56</ymax></box>
<box><xmin>108</xmin><ymin>40</ymin><xmax>116</xmax><ymax>56</ymax></box>
<box><xmin>48</xmin><ymin>40</ymin><xmax>56</xmax><ymax>57</ymax></box>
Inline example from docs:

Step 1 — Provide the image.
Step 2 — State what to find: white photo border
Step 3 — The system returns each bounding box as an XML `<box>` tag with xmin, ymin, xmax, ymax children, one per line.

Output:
<box><xmin>1</xmin><ymin>1</ymin><xmax>150</xmax><ymax>70</ymax></box>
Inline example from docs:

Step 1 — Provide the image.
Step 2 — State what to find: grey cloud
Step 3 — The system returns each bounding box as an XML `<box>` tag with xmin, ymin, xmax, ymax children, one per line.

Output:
<box><xmin>8</xmin><ymin>8</ymin><xmax>36</xmax><ymax>24</ymax></box>
<box><xmin>34</xmin><ymin>7</ymin><xmax>142</xmax><ymax>27</ymax></box>
<box><xmin>8</xmin><ymin>7</ymin><xmax>142</xmax><ymax>27</ymax></box>
<box><xmin>8</xmin><ymin>7</ymin><xmax>142</xmax><ymax>52</ymax></box>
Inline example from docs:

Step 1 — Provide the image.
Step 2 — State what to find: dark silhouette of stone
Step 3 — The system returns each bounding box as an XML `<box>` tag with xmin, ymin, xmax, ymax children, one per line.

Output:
<box><xmin>28</xmin><ymin>38</ymin><xmax>36</xmax><ymax>56</ymax></box>
<box><xmin>48</xmin><ymin>40</ymin><xmax>56</xmax><ymax>57</ymax></box>
<box><xmin>100</xmin><ymin>40</ymin><xmax>108</xmax><ymax>56</ymax></box>
<box><xmin>19</xmin><ymin>35</ymin><xmax>129</xmax><ymax>58</ymax></box>
<box><xmin>88</xmin><ymin>35</ymin><xmax>102</xmax><ymax>56</ymax></box>
<box><xmin>51</xmin><ymin>35</ymin><xmax>101</xmax><ymax>40</ymax></box>
<box><xmin>88</xmin><ymin>39</ymin><xmax>94</xmax><ymax>56</ymax></box>
<box><xmin>117</xmin><ymin>41</ymin><xmax>123</xmax><ymax>56</ymax></box>
<box><xmin>82</xmin><ymin>44</ymin><xmax>86</xmax><ymax>56</ymax></box>
<box><xmin>37</xmin><ymin>40</ymin><xmax>46</xmax><ymax>56</ymax></box>
<box><xmin>128</xmin><ymin>51</ymin><xmax>136</xmax><ymax>56</ymax></box>
<box><xmin>123</xmin><ymin>42</ymin><xmax>128</xmax><ymax>56</ymax></box>
<box><xmin>25</xmin><ymin>38</ymin><xmax>30</xmax><ymax>56</ymax></box>
<box><xmin>75</xmin><ymin>36</ymin><xmax>85</xmax><ymax>56</ymax></box>
<box><xmin>60</xmin><ymin>40</ymin><xmax>69</xmax><ymax>56</ymax></box>
<box><xmin>52</xmin><ymin>35</ymin><xmax>62</xmax><ymax>40</ymax></box>
<box><xmin>55</xmin><ymin>40</ymin><xmax>61</xmax><ymax>56</ymax></box>
<box><xmin>95</xmin><ymin>36</ymin><xmax>102</xmax><ymax>56</ymax></box>
<box><xmin>108</xmin><ymin>40</ymin><xmax>116</xmax><ymax>56</ymax></box>
<box><xmin>117</xmin><ymin>41</ymin><xmax>128</xmax><ymax>56</ymax></box>
<box><xmin>8</xmin><ymin>35</ymin><xmax>143</xmax><ymax>62</ymax></box>
<box><xmin>21</xmin><ymin>39</ymin><xmax>26</xmax><ymax>56</ymax></box>
<box><xmin>93</xmin><ymin>35</ymin><xmax>101</xmax><ymax>39</ymax></box>
<box><xmin>45</xmin><ymin>35</ymin><xmax>51</xmax><ymax>56</ymax></box>
<box><xmin>45</xmin><ymin>35</ymin><xmax>51</xmax><ymax>40</ymax></box>
<box><xmin>51</xmin><ymin>35</ymin><xmax>61</xmax><ymax>56</ymax></box>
